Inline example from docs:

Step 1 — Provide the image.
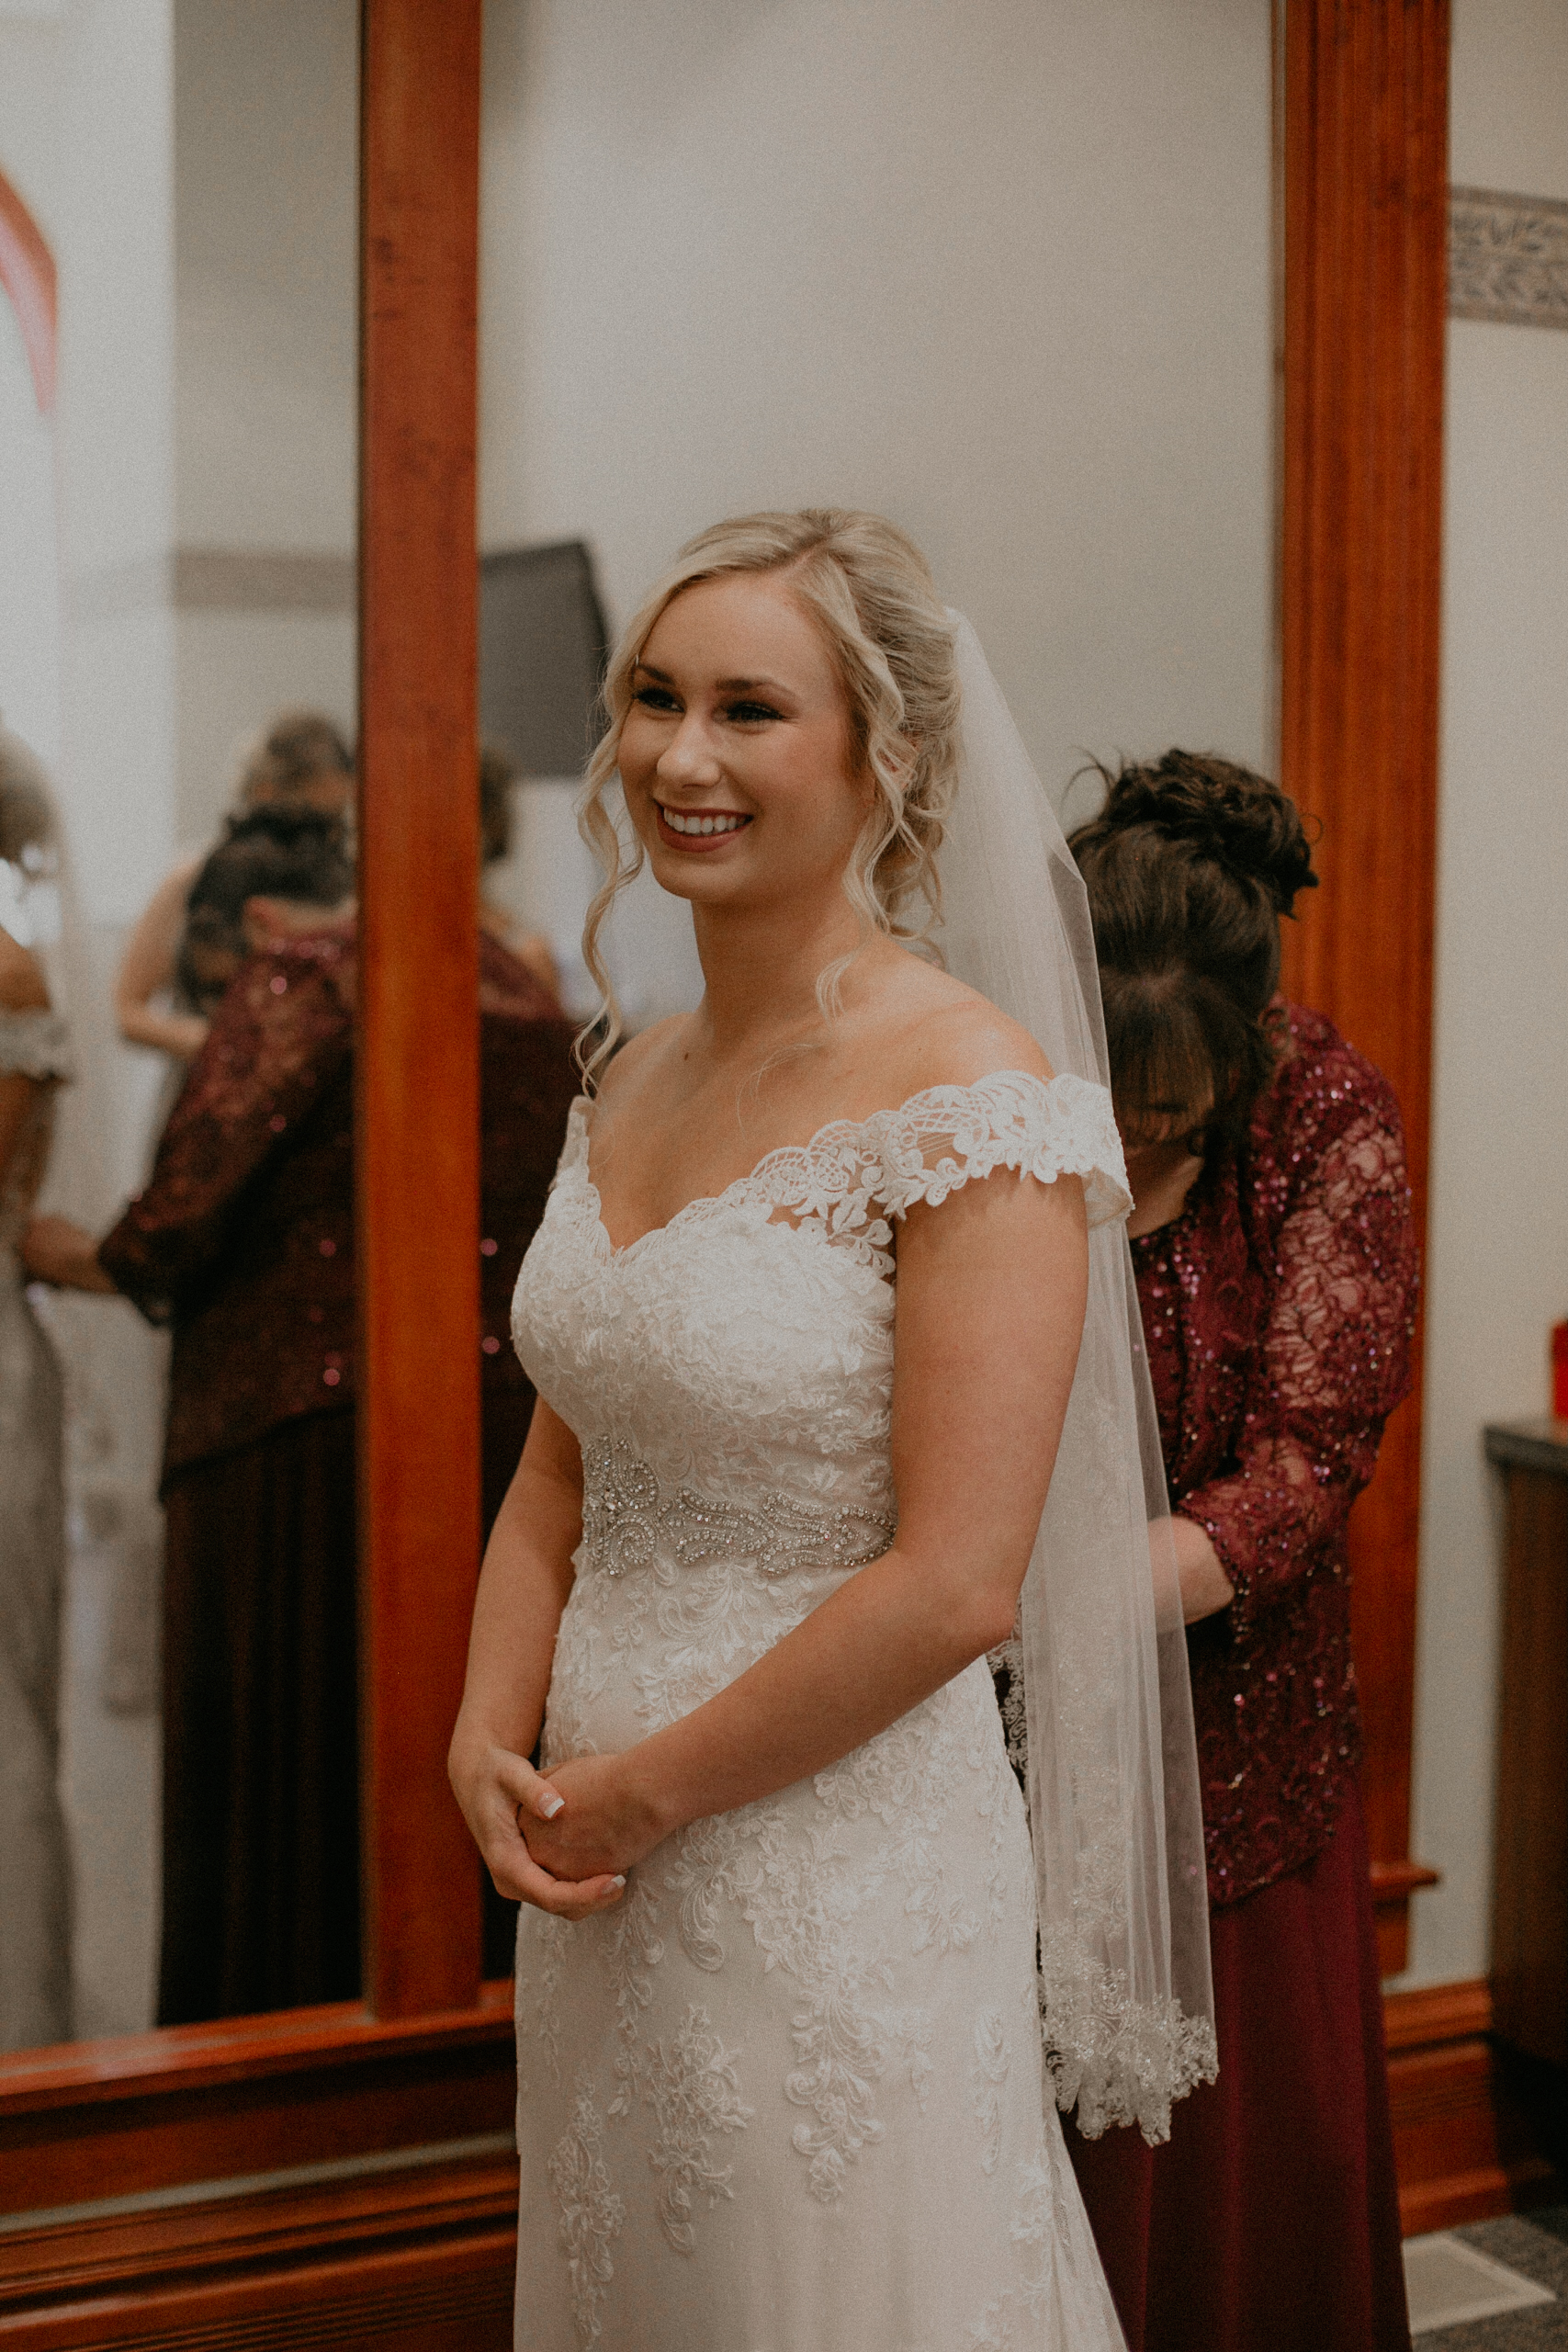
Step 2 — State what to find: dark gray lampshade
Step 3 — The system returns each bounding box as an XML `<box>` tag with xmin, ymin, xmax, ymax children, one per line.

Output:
<box><xmin>479</xmin><ymin>541</ymin><xmax>610</xmax><ymax>779</ymax></box>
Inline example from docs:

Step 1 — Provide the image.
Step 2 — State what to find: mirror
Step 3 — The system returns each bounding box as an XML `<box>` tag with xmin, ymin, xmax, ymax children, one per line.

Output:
<box><xmin>0</xmin><ymin>0</ymin><xmax>359</xmax><ymax>2051</ymax></box>
<box><xmin>0</xmin><ymin>0</ymin><xmax>1275</xmax><ymax>2065</ymax></box>
<box><xmin>475</xmin><ymin>0</ymin><xmax>1275</xmax><ymax>1020</ymax></box>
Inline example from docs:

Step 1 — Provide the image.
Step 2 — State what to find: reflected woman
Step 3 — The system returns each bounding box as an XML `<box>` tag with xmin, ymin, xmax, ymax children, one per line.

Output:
<box><xmin>114</xmin><ymin>710</ymin><xmax>355</xmax><ymax>1068</ymax></box>
<box><xmin>1061</xmin><ymin>752</ymin><xmax>1416</xmax><ymax>2352</ymax></box>
<box><xmin>449</xmin><ymin>512</ymin><xmax>1211</xmax><ymax>2351</ymax></box>
<box><xmin>0</xmin><ymin>739</ymin><xmax>73</xmax><ymax>2050</ymax></box>
<box><xmin>27</xmin><ymin>808</ymin><xmax>580</xmax><ymax>2019</ymax></box>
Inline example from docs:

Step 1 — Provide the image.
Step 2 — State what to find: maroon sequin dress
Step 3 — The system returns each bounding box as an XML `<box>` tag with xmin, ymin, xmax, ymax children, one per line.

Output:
<box><xmin>99</xmin><ymin>931</ymin><xmax>578</xmax><ymax>2022</ymax></box>
<box><xmin>1066</xmin><ymin>1003</ymin><xmax>1418</xmax><ymax>2352</ymax></box>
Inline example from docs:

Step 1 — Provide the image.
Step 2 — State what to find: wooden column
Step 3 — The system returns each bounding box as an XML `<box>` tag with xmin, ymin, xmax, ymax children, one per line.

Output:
<box><xmin>358</xmin><ymin>0</ymin><xmax>485</xmax><ymax>2018</ymax></box>
<box><xmin>1279</xmin><ymin>0</ymin><xmax>1449</xmax><ymax>1972</ymax></box>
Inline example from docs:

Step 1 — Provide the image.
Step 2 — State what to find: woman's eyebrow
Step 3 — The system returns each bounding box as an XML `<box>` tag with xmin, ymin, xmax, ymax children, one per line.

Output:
<box><xmin>714</xmin><ymin>674</ymin><xmax>792</xmax><ymax>698</ymax></box>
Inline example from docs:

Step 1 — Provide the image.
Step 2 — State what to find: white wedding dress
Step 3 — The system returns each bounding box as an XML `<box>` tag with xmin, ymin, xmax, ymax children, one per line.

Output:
<box><xmin>510</xmin><ymin>1069</ymin><xmax>1132</xmax><ymax>2352</ymax></box>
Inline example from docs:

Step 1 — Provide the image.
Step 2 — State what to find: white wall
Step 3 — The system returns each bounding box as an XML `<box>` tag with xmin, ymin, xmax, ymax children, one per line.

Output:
<box><xmin>0</xmin><ymin>0</ymin><xmax>178</xmax><ymax>928</ymax></box>
<box><xmin>1404</xmin><ymin>0</ymin><xmax>1568</xmax><ymax>1988</ymax></box>
<box><xmin>171</xmin><ymin>0</ymin><xmax>358</xmax><ymax>847</ymax></box>
<box><xmin>479</xmin><ymin>0</ymin><xmax>1275</xmax><ymax>1015</ymax></box>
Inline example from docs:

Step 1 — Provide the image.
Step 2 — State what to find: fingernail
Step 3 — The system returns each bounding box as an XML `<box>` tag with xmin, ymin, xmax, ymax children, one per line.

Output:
<box><xmin>540</xmin><ymin>1792</ymin><xmax>565</xmax><ymax>1819</ymax></box>
<box><xmin>610</xmin><ymin>1874</ymin><xmax>626</xmax><ymax>1889</ymax></box>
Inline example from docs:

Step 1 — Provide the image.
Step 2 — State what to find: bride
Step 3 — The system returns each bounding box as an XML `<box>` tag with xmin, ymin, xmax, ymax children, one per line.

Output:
<box><xmin>449</xmin><ymin>511</ymin><xmax>1214</xmax><ymax>2351</ymax></box>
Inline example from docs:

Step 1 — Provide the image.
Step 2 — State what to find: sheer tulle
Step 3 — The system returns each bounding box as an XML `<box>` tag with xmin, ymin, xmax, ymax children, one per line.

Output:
<box><xmin>939</xmin><ymin>617</ymin><xmax>1215</xmax><ymax>2139</ymax></box>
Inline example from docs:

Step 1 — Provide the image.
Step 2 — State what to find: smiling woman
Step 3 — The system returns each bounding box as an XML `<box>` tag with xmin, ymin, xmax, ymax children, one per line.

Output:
<box><xmin>445</xmin><ymin>509</ymin><xmax>1215</xmax><ymax>2351</ymax></box>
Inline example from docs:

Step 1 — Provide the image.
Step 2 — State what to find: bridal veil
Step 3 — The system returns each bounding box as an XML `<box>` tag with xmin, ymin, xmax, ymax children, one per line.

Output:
<box><xmin>939</xmin><ymin>616</ymin><xmax>1217</xmax><ymax>2142</ymax></box>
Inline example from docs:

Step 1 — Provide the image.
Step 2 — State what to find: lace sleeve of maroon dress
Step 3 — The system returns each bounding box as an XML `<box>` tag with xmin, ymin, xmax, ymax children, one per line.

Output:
<box><xmin>1133</xmin><ymin>1005</ymin><xmax>1420</xmax><ymax>1905</ymax></box>
<box><xmin>98</xmin><ymin>938</ymin><xmax>353</xmax><ymax>1328</ymax></box>
<box><xmin>1176</xmin><ymin>1084</ymin><xmax>1418</xmax><ymax>1635</ymax></box>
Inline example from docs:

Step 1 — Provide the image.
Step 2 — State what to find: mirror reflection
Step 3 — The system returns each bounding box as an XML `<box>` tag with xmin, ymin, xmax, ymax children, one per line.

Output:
<box><xmin>0</xmin><ymin>0</ymin><xmax>362</xmax><ymax>2044</ymax></box>
<box><xmin>0</xmin><ymin>0</ymin><xmax>1276</xmax><ymax>2059</ymax></box>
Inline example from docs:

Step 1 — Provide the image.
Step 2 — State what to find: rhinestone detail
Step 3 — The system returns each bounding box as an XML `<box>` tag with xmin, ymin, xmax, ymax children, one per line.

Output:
<box><xmin>581</xmin><ymin>1437</ymin><xmax>895</xmax><ymax>1582</ymax></box>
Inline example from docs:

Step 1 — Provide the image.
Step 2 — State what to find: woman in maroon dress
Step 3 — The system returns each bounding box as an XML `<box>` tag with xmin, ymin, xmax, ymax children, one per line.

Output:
<box><xmin>27</xmin><ymin>823</ymin><xmax>578</xmax><ymax>2020</ymax></box>
<box><xmin>1062</xmin><ymin>752</ymin><xmax>1417</xmax><ymax>2352</ymax></box>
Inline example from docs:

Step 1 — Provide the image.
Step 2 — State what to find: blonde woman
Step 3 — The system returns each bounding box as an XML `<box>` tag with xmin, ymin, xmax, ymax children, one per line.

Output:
<box><xmin>449</xmin><ymin>513</ymin><xmax>1213</xmax><ymax>2351</ymax></box>
<box><xmin>115</xmin><ymin>711</ymin><xmax>354</xmax><ymax>1064</ymax></box>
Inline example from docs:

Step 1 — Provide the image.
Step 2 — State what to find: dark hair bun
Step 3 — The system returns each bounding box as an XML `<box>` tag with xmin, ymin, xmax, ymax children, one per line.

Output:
<box><xmin>1099</xmin><ymin>750</ymin><xmax>1316</xmax><ymax>914</ymax></box>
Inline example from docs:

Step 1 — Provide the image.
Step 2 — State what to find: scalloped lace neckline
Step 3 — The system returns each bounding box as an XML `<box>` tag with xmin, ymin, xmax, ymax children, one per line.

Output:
<box><xmin>570</xmin><ymin>1068</ymin><xmax>1062</xmax><ymax>1263</ymax></box>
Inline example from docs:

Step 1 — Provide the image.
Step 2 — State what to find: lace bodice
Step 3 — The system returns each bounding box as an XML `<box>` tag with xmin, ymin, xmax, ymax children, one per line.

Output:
<box><xmin>513</xmin><ymin>1070</ymin><xmax>1128</xmax><ymax>1598</ymax></box>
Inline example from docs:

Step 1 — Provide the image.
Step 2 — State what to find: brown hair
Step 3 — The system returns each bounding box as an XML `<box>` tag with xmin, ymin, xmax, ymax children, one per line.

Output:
<box><xmin>235</xmin><ymin>710</ymin><xmax>354</xmax><ymax>806</ymax></box>
<box><xmin>1068</xmin><ymin>750</ymin><xmax>1317</xmax><ymax>1147</ymax></box>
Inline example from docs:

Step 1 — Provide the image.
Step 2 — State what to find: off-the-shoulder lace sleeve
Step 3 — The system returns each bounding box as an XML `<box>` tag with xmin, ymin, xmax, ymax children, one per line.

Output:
<box><xmin>99</xmin><ymin>942</ymin><xmax>352</xmax><ymax>1322</ymax></box>
<box><xmin>0</xmin><ymin>1006</ymin><xmax>72</xmax><ymax>1083</ymax></box>
<box><xmin>553</xmin><ymin>1098</ymin><xmax>592</xmax><ymax>1185</ymax></box>
<box><xmin>869</xmin><ymin>1069</ymin><xmax>1131</xmax><ymax>1229</ymax></box>
<box><xmin>1179</xmin><ymin>1101</ymin><xmax>1417</xmax><ymax>1627</ymax></box>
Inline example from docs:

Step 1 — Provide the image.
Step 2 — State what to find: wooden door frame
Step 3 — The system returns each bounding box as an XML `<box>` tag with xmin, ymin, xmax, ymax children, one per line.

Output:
<box><xmin>1277</xmin><ymin>0</ymin><xmax>1448</xmax><ymax>1977</ymax></box>
<box><xmin>0</xmin><ymin>2</ymin><xmax>1451</xmax><ymax>2333</ymax></box>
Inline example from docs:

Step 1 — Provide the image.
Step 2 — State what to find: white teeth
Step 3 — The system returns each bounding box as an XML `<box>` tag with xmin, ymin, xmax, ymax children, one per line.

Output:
<box><xmin>662</xmin><ymin>806</ymin><xmax>746</xmax><ymax>837</ymax></box>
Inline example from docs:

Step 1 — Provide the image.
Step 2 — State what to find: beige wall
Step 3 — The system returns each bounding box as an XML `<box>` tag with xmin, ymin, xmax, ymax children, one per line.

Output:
<box><xmin>1403</xmin><ymin>0</ymin><xmax>1568</xmax><ymax>1988</ymax></box>
<box><xmin>0</xmin><ymin>0</ymin><xmax>177</xmax><ymax>928</ymax></box>
<box><xmin>171</xmin><ymin>0</ymin><xmax>358</xmax><ymax>847</ymax></box>
<box><xmin>478</xmin><ymin>0</ymin><xmax>1275</xmax><ymax>1010</ymax></box>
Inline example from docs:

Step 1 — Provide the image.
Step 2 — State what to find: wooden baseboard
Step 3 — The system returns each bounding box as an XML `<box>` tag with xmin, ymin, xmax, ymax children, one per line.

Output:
<box><xmin>0</xmin><ymin>1992</ymin><xmax>520</xmax><ymax>2350</ymax></box>
<box><xmin>0</xmin><ymin>2146</ymin><xmax>517</xmax><ymax>2351</ymax></box>
<box><xmin>1383</xmin><ymin>1977</ymin><xmax>1562</xmax><ymax>2234</ymax></box>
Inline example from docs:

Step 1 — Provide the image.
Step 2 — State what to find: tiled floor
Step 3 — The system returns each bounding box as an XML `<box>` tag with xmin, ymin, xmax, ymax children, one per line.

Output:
<box><xmin>1410</xmin><ymin>2212</ymin><xmax>1568</xmax><ymax>2348</ymax></box>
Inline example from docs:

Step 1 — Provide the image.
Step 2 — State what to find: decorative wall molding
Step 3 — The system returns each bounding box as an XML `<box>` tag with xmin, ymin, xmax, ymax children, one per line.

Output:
<box><xmin>66</xmin><ymin>551</ymin><xmax>356</xmax><ymax>628</ymax></box>
<box><xmin>1450</xmin><ymin>187</ymin><xmax>1568</xmax><ymax>330</ymax></box>
<box><xmin>175</xmin><ymin>549</ymin><xmax>356</xmax><ymax>616</ymax></box>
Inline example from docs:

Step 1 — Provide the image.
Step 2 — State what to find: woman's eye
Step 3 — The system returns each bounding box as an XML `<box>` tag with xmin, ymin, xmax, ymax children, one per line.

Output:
<box><xmin>633</xmin><ymin>685</ymin><xmax>681</xmax><ymax>713</ymax></box>
<box><xmin>725</xmin><ymin>701</ymin><xmax>781</xmax><ymax>725</ymax></box>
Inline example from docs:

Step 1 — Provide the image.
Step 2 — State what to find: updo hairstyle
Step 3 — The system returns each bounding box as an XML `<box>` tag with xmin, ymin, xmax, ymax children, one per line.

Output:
<box><xmin>178</xmin><ymin>807</ymin><xmax>355</xmax><ymax>1010</ymax></box>
<box><xmin>1068</xmin><ymin>749</ymin><xmax>1317</xmax><ymax>1148</ymax></box>
<box><xmin>234</xmin><ymin>710</ymin><xmax>354</xmax><ymax>807</ymax></box>
<box><xmin>577</xmin><ymin>509</ymin><xmax>960</xmax><ymax>1080</ymax></box>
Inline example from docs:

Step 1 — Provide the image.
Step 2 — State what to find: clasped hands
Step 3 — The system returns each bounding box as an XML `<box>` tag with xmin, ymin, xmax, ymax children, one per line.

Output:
<box><xmin>450</xmin><ymin>1735</ymin><xmax>663</xmax><ymax>1921</ymax></box>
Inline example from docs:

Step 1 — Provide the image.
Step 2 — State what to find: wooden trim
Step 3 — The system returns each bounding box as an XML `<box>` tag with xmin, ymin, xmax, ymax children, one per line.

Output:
<box><xmin>356</xmin><ymin>0</ymin><xmax>486</xmax><ymax>2020</ymax></box>
<box><xmin>0</xmin><ymin>165</ymin><xmax>57</xmax><ymax>413</ymax></box>
<box><xmin>0</xmin><ymin>1992</ymin><xmax>513</xmax><ymax>2217</ymax></box>
<box><xmin>1384</xmin><ymin>1979</ymin><xmax>1512</xmax><ymax>2233</ymax></box>
<box><xmin>0</xmin><ymin>2147</ymin><xmax>514</xmax><ymax>2350</ymax></box>
<box><xmin>1278</xmin><ymin>0</ymin><xmax>1450</xmax><ymax>1976</ymax></box>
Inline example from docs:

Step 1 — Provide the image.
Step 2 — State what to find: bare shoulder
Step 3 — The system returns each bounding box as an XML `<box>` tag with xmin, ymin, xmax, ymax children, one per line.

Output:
<box><xmin>0</xmin><ymin>928</ymin><xmax>51</xmax><ymax>1013</ymax></box>
<box><xmin>592</xmin><ymin>1013</ymin><xmax>689</xmax><ymax>1115</ymax></box>
<box><xmin>862</xmin><ymin>956</ymin><xmax>1052</xmax><ymax>1104</ymax></box>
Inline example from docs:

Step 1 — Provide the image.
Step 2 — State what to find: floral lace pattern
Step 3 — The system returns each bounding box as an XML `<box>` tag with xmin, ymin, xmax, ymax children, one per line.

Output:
<box><xmin>509</xmin><ymin>1071</ymin><xmax>1128</xmax><ymax>2348</ymax></box>
<box><xmin>1134</xmin><ymin>1005</ymin><xmax>1418</xmax><ymax>1906</ymax></box>
<box><xmin>98</xmin><ymin>932</ymin><xmax>576</xmax><ymax>1481</ymax></box>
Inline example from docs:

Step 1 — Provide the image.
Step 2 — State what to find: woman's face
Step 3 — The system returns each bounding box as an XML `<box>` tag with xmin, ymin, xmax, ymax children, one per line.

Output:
<box><xmin>1114</xmin><ymin>1090</ymin><xmax>1215</xmax><ymax>1189</ymax></box>
<box><xmin>617</xmin><ymin>571</ymin><xmax>871</xmax><ymax>916</ymax></box>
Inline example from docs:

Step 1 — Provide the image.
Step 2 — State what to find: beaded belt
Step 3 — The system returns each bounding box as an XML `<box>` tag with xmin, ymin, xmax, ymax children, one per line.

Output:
<box><xmin>580</xmin><ymin>1437</ymin><xmax>896</xmax><ymax>1581</ymax></box>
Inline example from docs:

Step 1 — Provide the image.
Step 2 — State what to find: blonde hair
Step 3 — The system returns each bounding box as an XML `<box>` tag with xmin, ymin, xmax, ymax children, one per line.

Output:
<box><xmin>577</xmin><ymin>508</ymin><xmax>961</xmax><ymax>1083</ymax></box>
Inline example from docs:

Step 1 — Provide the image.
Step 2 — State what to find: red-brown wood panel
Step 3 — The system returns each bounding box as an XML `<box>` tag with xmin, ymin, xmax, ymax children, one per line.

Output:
<box><xmin>357</xmin><ymin>0</ymin><xmax>486</xmax><ymax>2019</ymax></box>
<box><xmin>1278</xmin><ymin>0</ymin><xmax>1450</xmax><ymax>1972</ymax></box>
